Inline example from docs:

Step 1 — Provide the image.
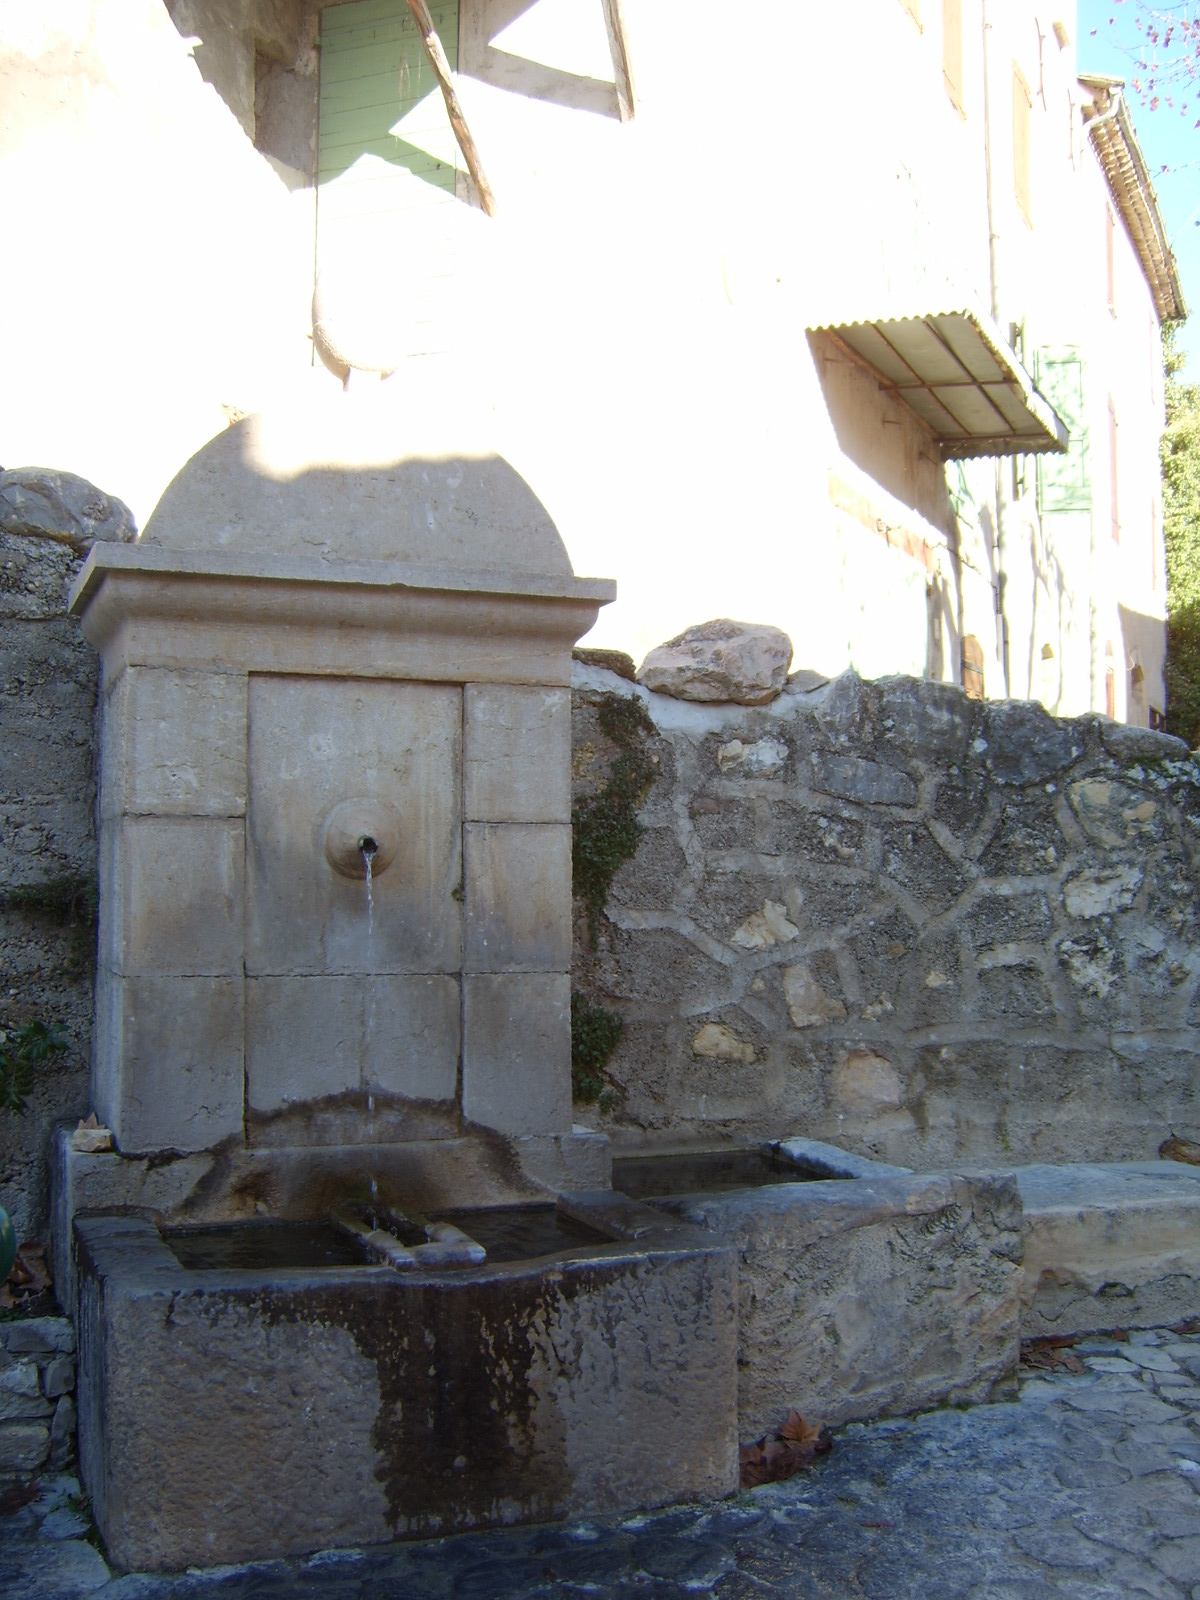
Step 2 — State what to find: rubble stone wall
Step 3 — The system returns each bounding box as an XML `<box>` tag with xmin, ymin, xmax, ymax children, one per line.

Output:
<box><xmin>0</xmin><ymin>1315</ymin><xmax>76</xmax><ymax>1480</ymax></box>
<box><xmin>571</xmin><ymin>664</ymin><xmax>1200</xmax><ymax>1168</ymax></box>
<box><xmin>0</xmin><ymin>532</ymin><xmax>97</xmax><ymax>1243</ymax></box>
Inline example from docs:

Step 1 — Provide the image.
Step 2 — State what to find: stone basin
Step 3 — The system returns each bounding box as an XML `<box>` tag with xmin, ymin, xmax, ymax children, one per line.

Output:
<box><xmin>74</xmin><ymin>1196</ymin><xmax>738</xmax><ymax>1573</ymax></box>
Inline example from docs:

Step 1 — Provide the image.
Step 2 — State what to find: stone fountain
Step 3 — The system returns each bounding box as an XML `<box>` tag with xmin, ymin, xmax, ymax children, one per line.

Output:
<box><xmin>52</xmin><ymin>391</ymin><xmax>739</xmax><ymax>1569</ymax></box>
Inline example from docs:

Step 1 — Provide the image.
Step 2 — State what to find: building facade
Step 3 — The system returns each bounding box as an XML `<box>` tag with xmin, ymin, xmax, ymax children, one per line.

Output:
<box><xmin>0</xmin><ymin>0</ymin><xmax>1183</xmax><ymax>721</ymax></box>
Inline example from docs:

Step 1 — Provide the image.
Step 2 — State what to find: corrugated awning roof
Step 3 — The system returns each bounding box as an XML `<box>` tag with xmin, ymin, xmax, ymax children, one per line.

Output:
<box><xmin>1078</xmin><ymin>75</ymin><xmax>1186</xmax><ymax>324</ymax></box>
<box><xmin>810</xmin><ymin>308</ymin><xmax>1069</xmax><ymax>459</ymax></box>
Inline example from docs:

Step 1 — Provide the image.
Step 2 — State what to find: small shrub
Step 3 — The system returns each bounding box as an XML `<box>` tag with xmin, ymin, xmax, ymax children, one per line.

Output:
<box><xmin>570</xmin><ymin>993</ymin><xmax>623</xmax><ymax>1106</ymax></box>
<box><xmin>572</xmin><ymin>694</ymin><xmax>657</xmax><ymax>942</ymax></box>
<box><xmin>0</xmin><ymin>1021</ymin><xmax>68</xmax><ymax>1113</ymax></box>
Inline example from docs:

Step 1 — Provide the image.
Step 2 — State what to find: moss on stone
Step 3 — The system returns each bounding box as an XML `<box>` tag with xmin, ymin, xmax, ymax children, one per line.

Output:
<box><xmin>572</xmin><ymin>693</ymin><xmax>656</xmax><ymax>943</ymax></box>
<box><xmin>570</xmin><ymin>992</ymin><xmax>622</xmax><ymax>1109</ymax></box>
<box><xmin>0</xmin><ymin>874</ymin><xmax>98</xmax><ymax>926</ymax></box>
<box><xmin>0</xmin><ymin>874</ymin><xmax>98</xmax><ymax>976</ymax></box>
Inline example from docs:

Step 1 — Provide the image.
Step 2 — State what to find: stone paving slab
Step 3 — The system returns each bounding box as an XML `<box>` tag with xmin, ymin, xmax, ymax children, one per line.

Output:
<box><xmin>3</xmin><ymin>1331</ymin><xmax>1200</xmax><ymax>1599</ymax></box>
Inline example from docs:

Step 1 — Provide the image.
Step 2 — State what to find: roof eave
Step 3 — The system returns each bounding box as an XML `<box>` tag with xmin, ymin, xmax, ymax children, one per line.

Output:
<box><xmin>1079</xmin><ymin>75</ymin><xmax>1187</xmax><ymax>323</ymax></box>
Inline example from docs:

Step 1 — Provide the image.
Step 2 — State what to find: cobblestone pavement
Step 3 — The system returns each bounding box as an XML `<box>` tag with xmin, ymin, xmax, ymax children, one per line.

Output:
<box><xmin>4</xmin><ymin>1330</ymin><xmax>1200</xmax><ymax>1600</ymax></box>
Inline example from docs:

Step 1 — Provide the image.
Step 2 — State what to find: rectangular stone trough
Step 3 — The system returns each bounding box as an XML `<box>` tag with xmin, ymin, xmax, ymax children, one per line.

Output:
<box><xmin>74</xmin><ymin>1207</ymin><xmax>738</xmax><ymax>1573</ymax></box>
<box><xmin>628</xmin><ymin>1144</ymin><xmax>1024</xmax><ymax>1439</ymax></box>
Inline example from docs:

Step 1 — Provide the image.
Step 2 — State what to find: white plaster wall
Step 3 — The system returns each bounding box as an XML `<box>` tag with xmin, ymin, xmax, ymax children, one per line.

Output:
<box><xmin>0</xmin><ymin>0</ymin><xmax>1169</xmax><ymax>707</ymax></box>
<box><xmin>976</xmin><ymin>4</ymin><xmax>1168</xmax><ymax>722</ymax></box>
<box><xmin>0</xmin><ymin>1</ymin><xmax>315</xmax><ymax>524</ymax></box>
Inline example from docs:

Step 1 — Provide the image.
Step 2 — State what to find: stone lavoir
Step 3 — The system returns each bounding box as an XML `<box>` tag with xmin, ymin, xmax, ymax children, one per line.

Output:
<box><xmin>19</xmin><ymin>387</ymin><xmax>1200</xmax><ymax>1571</ymax></box>
<box><xmin>53</xmin><ymin>389</ymin><xmax>740</xmax><ymax>1569</ymax></box>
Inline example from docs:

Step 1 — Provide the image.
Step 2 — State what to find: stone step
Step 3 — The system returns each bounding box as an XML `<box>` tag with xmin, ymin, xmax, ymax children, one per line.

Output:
<box><xmin>1015</xmin><ymin>1159</ymin><xmax>1200</xmax><ymax>1338</ymax></box>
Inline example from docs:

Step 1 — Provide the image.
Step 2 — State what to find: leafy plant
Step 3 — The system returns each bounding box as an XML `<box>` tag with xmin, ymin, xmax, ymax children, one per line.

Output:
<box><xmin>1163</xmin><ymin>328</ymin><xmax>1200</xmax><ymax>746</ymax></box>
<box><xmin>572</xmin><ymin>694</ymin><xmax>657</xmax><ymax>943</ymax></box>
<box><xmin>570</xmin><ymin>993</ymin><xmax>623</xmax><ymax>1108</ymax></box>
<box><xmin>0</xmin><ymin>874</ymin><xmax>99</xmax><ymax>976</ymax></box>
<box><xmin>0</xmin><ymin>1021</ymin><xmax>68</xmax><ymax>1113</ymax></box>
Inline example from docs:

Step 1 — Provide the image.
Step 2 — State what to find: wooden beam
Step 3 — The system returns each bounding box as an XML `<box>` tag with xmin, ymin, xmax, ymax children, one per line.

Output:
<box><xmin>404</xmin><ymin>0</ymin><xmax>497</xmax><ymax>216</ymax></box>
<box><xmin>600</xmin><ymin>0</ymin><xmax>636</xmax><ymax>122</ymax></box>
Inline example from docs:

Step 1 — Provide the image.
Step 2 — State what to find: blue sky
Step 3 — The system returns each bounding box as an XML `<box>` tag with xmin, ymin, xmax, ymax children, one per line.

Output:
<box><xmin>1078</xmin><ymin>0</ymin><xmax>1200</xmax><ymax>372</ymax></box>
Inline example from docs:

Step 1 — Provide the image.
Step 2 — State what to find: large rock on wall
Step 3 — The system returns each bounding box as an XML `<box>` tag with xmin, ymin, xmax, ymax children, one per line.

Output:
<box><xmin>570</xmin><ymin>662</ymin><xmax>1200</xmax><ymax>1169</ymax></box>
<box><xmin>0</xmin><ymin>530</ymin><xmax>98</xmax><ymax>1243</ymax></box>
<box><xmin>0</xmin><ymin>468</ymin><xmax>136</xmax><ymax>553</ymax></box>
<box><xmin>637</xmin><ymin>620</ymin><xmax>793</xmax><ymax>706</ymax></box>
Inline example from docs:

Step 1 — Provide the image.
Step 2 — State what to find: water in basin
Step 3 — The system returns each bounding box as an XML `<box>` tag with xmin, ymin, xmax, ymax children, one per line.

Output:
<box><xmin>612</xmin><ymin>1148</ymin><xmax>827</xmax><ymax>1200</ymax></box>
<box><xmin>164</xmin><ymin>1220</ymin><xmax>373</xmax><ymax>1272</ymax></box>
<box><xmin>433</xmin><ymin>1204</ymin><xmax>611</xmax><ymax>1263</ymax></box>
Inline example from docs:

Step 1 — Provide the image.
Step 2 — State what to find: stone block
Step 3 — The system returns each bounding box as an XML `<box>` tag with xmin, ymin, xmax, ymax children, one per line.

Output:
<box><xmin>1099</xmin><ymin>721</ymin><xmax>1191</xmax><ymax>763</ymax></box>
<box><xmin>878</xmin><ymin>677</ymin><xmax>975</xmax><ymax>762</ymax></box>
<box><xmin>0</xmin><ymin>1360</ymin><xmax>50</xmax><ymax>1419</ymax></box>
<box><xmin>464</xmin><ymin>824</ymin><xmax>571</xmax><ymax>972</ymax></box>
<box><xmin>0</xmin><ymin>1317</ymin><xmax>75</xmax><ymax>1356</ymax></box>
<box><xmin>245</xmin><ymin>974</ymin><xmax>459</xmax><ymax>1115</ymax></box>
<box><xmin>516</xmin><ymin>1128</ymin><xmax>614</xmax><ymax>1192</ymax></box>
<box><xmin>656</xmin><ymin>1171</ymin><xmax>1023</xmax><ymax>1438</ymax></box>
<box><xmin>0</xmin><ymin>1388</ymin><xmax>54</xmax><ymax>1422</ymax></box>
<box><xmin>1068</xmin><ymin>777</ymin><xmax>1164</xmax><ymax>847</ymax></box>
<box><xmin>49</xmin><ymin>1395</ymin><xmax>76</xmax><ymax>1470</ymax></box>
<box><xmin>93</xmin><ymin>973</ymin><xmax>244</xmax><ymax>1154</ymax></box>
<box><xmin>49</xmin><ymin>1128</ymin><xmax>223</xmax><ymax>1317</ymax></box>
<box><xmin>810</xmin><ymin>753</ymin><xmax>917</xmax><ymax>807</ymax></box>
<box><xmin>463</xmin><ymin>974</ymin><xmax>571</xmax><ymax>1135</ymax></box>
<box><xmin>99</xmin><ymin>816</ymin><xmax>244</xmax><ymax>976</ymax></box>
<box><xmin>42</xmin><ymin>1356</ymin><xmax>76</xmax><ymax>1399</ymax></box>
<box><xmin>1017</xmin><ymin>1160</ymin><xmax>1200</xmax><ymax>1337</ymax></box>
<box><xmin>982</xmin><ymin>701</ymin><xmax>1084</xmax><ymax>785</ymax></box>
<box><xmin>0</xmin><ymin>1420</ymin><xmax>50</xmax><ymax>1473</ymax></box>
<box><xmin>245</xmin><ymin>676</ymin><xmax>461</xmax><ymax>977</ymax></box>
<box><xmin>100</xmin><ymin>667</ymin><xmax>247</xmax><ymax>819</ymax></box>
<box><xmin>463</xmin><ymin>684</ymin><xmax>570</xmax><ymax>822</ymax></box>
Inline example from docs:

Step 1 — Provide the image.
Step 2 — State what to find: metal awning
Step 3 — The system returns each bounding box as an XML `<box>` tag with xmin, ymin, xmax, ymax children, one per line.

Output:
<box><xmin>810</xmin><ymin>308</ymin><xmax>1069</xmax><ymax>459</ymax></box>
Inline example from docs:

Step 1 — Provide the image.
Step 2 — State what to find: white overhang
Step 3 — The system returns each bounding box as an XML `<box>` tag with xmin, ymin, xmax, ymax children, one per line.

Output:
<box><xmin>810</xmin><ymin>308</ymin><xmax>1069</xmax><ymax>459</ymax></box>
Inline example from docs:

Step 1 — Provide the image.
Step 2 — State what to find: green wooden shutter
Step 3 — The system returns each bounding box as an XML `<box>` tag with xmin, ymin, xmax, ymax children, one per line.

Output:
<box><xmin>1035</xmin><ymin>349</ymin><xmax>1092</xmax><ymax>514</ymax></box>
<box><xmin>317</xmin><ymin>0</ymin><xmax>460</xmax><ymax>349</ymax></box>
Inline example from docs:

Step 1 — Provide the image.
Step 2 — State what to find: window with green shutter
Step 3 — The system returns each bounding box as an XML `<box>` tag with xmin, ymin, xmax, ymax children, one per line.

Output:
<box><xmin>1034</xmin><ymin>348</ymin><xmax>1091</xmax><ymax>514</ymax></box>
<box><xmin>316</xmin><ymin>0</ymin><xmax>461</xmax><ymax>346</ymax></box>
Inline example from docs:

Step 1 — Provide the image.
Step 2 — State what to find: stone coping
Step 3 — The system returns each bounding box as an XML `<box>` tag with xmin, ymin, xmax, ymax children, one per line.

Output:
<box><xmin>68</xmin><ymin>541</ymin><xmax>616</xmax><ymax>614</ymax></box>
<box><xmin>1015</xmin><ymin>1158</ymin><xmax>1200</xmax><ymax>1210</ymax></box>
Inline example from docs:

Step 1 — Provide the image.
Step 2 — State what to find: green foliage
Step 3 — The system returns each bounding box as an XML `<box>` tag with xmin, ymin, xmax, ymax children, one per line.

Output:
<box><xmin>0</xmin><ymin>874</ymin><xmax>98</xmax><ymax>925</ymax></box>
<box><xmin>1162</xmin><ymin>327</ymin><xmax>1200</xmax><ymax>748</ymax></box>
<box><xmin>0</xmin><ymin>1020</ymin><xmax>68</xmax><ymax>1114</ymax></box>
<box><xmin>0</xmin><ymin>873</ymin><xmax>99</xmax><ymax>977</ymax></box>
<box><xmin>572</xmin><ymin>694</ymin><xmax>657</xmax><ymax>943</ymax></box>
<box><xmin>570</xmin><ymin>992</ymin><xmax>622</xmax><ymax>1109</ymax></box>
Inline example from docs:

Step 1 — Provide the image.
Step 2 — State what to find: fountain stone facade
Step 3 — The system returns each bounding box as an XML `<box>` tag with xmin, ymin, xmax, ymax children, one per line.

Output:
<box><xmin>65</xmin><ymin>393</ymin><xmax>614</xmax><ymax>1210</ymax></box>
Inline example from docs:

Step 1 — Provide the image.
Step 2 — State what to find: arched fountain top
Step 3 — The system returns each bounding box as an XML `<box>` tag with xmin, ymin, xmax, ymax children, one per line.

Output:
<box><xmin>139</xmin><ymin>390</ymin><xmax>573</xmax><ymax>577</ymax></box>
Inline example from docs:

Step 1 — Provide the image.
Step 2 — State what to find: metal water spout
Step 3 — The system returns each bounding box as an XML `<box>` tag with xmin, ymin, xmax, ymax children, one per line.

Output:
<box><xmin>322</xmin><ymin>799</ymin><xmax>398</xmax><ymax>879</ymax></box>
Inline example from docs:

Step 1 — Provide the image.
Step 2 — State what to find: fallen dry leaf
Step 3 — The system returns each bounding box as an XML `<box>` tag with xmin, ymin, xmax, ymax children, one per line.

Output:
<box><xmin>1160</xmin><ymin>1135</ymin><xmax>1200</xmax><ymax>1167</ymax></box>
<box><xmin>779</xmin><ymin>1409</ymin><xmax>822</xmax><ymax>1445</ymax></box>
<box><xmin>0</xmin><ymin>1242</ymin><xmax>54</xmax><ymax>1314</ymax></box>
<box><xmin>739</xmin><ymin>1413</ymin><xmax>832</xmax><ymax>1487</ymax></box>
<box><xmin>1021</xmin><ymin>1338</ymin><xmax>1086</xmax><ymax>1375</ymax></box>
